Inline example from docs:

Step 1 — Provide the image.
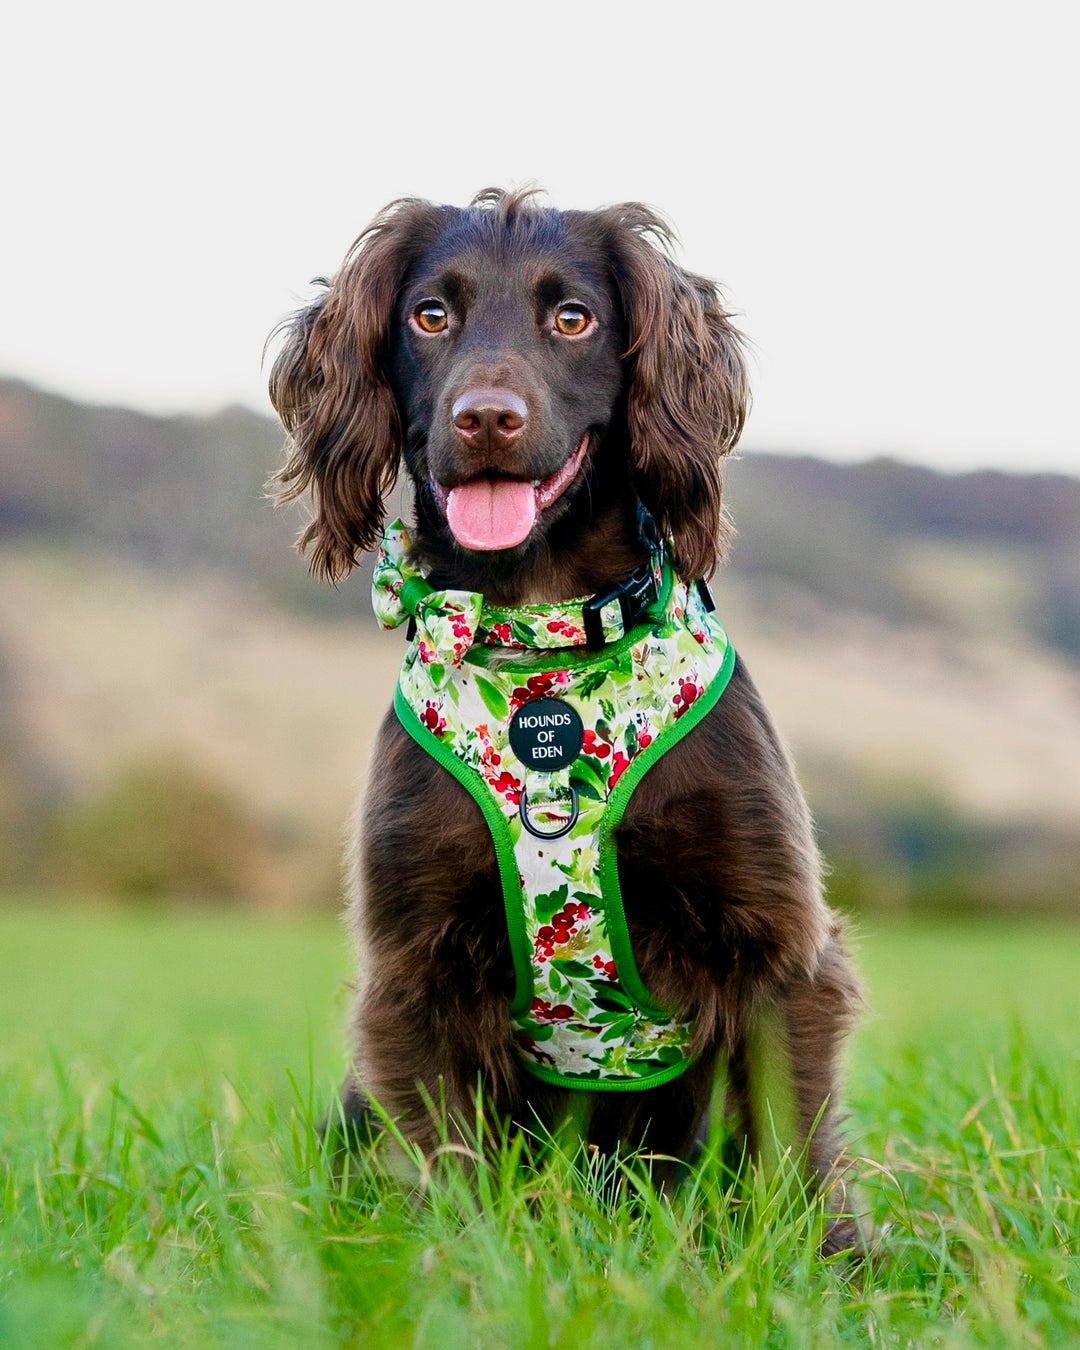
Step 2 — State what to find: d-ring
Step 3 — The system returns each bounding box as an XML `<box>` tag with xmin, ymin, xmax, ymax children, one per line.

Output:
<box><xmin>519</xmin><ymin>785</ymin><xmax>579</xmax><ymax>840</ymax></box>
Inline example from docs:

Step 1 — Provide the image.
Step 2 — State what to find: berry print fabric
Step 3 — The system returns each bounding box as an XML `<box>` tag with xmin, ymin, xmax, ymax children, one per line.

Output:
<box><xmin>375</xmin><ymin>522</ymin><xmax>736</xmax><ymax>1090</ymax></box>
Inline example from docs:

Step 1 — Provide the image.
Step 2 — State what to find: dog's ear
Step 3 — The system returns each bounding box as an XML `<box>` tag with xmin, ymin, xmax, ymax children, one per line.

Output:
<box><xmin>598</xmin><ymin>205</ymin><xmax>750</xmax><ymax>579</ymax></box>
<box><xmin>268</xmin><ymin>200</ymin><xmax>449</xmax><ymax>581</ymax></box>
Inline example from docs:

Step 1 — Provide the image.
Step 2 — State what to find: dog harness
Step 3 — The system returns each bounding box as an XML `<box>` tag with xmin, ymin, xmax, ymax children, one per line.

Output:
<box><xmin>373</xmin><ymin>521</ymin><xmax>737</xmax><ymax>1091</ymax></box>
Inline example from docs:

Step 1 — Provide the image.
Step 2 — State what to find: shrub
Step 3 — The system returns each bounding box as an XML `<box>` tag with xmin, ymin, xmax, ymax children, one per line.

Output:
<box><xmin>46</xmin><ymin>756</ymin><xmax>261</xmax><ymax>902</ymax></box>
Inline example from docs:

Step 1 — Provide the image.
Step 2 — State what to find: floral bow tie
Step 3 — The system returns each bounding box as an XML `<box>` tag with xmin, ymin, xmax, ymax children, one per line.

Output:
<box><xmin>372</xmin><ymin>519</ymin><xmax>663</xmax><ymax>673</ymax></box>
<box><xmin>372</xmin><ymin>521</ymin><xmax>484</xmax><ymax>672</ymax></box>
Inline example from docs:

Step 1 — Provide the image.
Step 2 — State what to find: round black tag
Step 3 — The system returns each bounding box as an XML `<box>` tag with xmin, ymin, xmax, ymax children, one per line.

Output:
<box><xmin>508</xmin><ymin>696</ymin><xmax>584</xmax><ymax>772</ymax></box>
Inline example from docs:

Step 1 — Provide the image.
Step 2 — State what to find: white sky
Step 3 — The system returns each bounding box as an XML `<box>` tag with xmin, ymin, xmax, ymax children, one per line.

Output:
<box><xmin>2</xmin><ymin>0</ymin><xmax>1077</xmax><ymax>473</ymax></box>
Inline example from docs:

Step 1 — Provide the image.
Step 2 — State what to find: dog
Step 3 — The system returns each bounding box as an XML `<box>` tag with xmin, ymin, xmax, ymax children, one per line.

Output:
<box><xmin>269</xmin><ymin>188</ymin><xmax>860</xmax><ymax>1249</ymax></box>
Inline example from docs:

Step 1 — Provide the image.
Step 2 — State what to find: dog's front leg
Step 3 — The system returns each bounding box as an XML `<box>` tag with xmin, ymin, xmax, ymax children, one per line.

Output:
<box><xmin>343</xmin><ymin>714</ymin><xmax>519</xmax><ymax>1156</ymax></box>
<box><xmin>348</xmin><ymin>975</ymin><xmax>515</xmax><ymax>1156</ymax></box>
<box><xmin>726</xmin><ymin>926</ymin><xmax>863</xmax><ymax>1253</ymax></box>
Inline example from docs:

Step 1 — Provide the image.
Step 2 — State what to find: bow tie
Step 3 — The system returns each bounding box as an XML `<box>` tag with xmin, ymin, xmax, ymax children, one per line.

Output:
<box><xmin>372</xmin><ymin>521</ymin><xmax>485</xmax><ymax>672</ymax></box>
<box><xmin>372</xmin><ymin>520</ymin><xmax>665</xmax><ymax>673</ymax></box>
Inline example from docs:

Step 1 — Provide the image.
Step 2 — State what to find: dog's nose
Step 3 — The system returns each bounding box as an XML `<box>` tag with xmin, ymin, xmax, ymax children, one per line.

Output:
<box><xmin>451</xmin><ymin>388</ymin><xmax>528</xmax><ymax>451</ymax></box>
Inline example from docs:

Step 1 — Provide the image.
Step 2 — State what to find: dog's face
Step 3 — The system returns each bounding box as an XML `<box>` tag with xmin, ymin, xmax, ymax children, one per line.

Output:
<box><xmin>390</xmin><ymin>216</ymin><xmax>627</xmax><ymax>554</ymax></box>
<box><xmin>269</xmin><ymin>190</ymin><xmax>749</xmax><ymax>588</ymax></box>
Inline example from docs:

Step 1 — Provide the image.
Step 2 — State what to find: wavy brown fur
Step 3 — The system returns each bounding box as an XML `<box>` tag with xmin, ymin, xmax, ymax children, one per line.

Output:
<box><xmin>571</xmin><ymin>203</ymin><xmax>748</xmax><ymax>578</ymax></box>
<box><xmin>269</xmin><ymin>188</ymin><xmax>747</xmax><ymax>584</ymax></box>
<box><xmin>270</xmin><ymin>198</ymin><xmax>452</xmax><ymax>580</ymax></box>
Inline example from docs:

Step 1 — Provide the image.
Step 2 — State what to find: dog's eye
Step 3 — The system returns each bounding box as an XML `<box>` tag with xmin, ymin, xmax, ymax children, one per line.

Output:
<box><xmin>554</xmin><ymin>305</ymin><xmax>592</xmax><ymax>337</ymax></box>
<box><xmin>413</xmin><ymin>302</ymin><xmax>448</xmax><ymax>334</ymax></box>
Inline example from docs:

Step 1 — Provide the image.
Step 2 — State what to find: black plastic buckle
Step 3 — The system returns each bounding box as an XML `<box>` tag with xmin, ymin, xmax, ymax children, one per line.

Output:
<box><xmin>582</xmin><ymin>560</ymin><xmax>659</xmax><ymax>649</ymax></box>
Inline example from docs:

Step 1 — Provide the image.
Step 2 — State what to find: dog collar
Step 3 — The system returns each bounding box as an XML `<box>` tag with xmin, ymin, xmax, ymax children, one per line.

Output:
<box><xmin>372</xmin><ymin>519</ymin><xmax>670</xmax><ymax>662</ymax></box>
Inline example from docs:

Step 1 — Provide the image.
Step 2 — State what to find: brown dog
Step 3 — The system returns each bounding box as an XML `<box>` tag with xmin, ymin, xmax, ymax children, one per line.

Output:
<box><xmin>269</xmin><ymin>188</ymin><xmax>860</xmax><ymax>1246</ymax></box>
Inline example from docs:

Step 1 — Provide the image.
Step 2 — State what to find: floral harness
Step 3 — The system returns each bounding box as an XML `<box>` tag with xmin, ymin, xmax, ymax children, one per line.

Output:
<box><xmin>373</xmin><ymin>521</ymin><xmax>737</xmax><ymax>1091</ymax></box>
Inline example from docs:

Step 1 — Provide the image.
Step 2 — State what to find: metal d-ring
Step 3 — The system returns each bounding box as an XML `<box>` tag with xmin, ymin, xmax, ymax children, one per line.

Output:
<box><xmin>519</xmin><ymin>785</ymin><xmax>579</xmax><ymax>840</ymax></box>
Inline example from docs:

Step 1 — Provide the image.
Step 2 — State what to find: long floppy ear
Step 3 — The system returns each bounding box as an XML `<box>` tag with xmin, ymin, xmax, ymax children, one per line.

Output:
<box><xmin>268</xmin><ymin>198</ymin><xmax>450</xmax><ymax>581</ymax></box>
<box><xmin>598</xmin><ymin>205</ymin><xmax>750</xmax><ymax>579</ymax></box>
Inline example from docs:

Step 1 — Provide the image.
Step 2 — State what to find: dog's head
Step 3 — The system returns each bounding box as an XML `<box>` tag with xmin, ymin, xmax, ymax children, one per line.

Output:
<box><xmin>270</xmin><ymin>188</ymin><xmax>749</xmax><ymax>586</ymax></box>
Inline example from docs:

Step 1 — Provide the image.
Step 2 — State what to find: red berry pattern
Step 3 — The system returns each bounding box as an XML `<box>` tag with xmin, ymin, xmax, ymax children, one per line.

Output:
<box><xmin>544</xmin><ymin>617</ymin><xmax>586</xmax><ymax>642</ymax></box>
<box><xmin>509</xmin><ymin>670</ymin><xmax>570</xmax><ymax>710</ymax></box>
<box><xmin>592</xmin><ymin>953</ymin><xmax>618</xmax><ymax>980</ymax></box>
<box><xmin>420</xmin><ymin>701</ymin><xmax>446</xmax><ymax>735</ymax></box>
<box><xmin>608</xmin><ymin>750</ymin><xmax>631</xmax><ymax>786</ymax></box>
<box><xmin>490</xmin><ymin>770</ymin><xmax>522</xmax><ymax>805</ymax></box>
<box><xmin>673</xmin><ymin>679</ymin><xmax>704</xmax><ymax>717</ymax></box>
<box><xmin>533</xmin><ymin>899</ymin><xmax>591</xmax><ymax>962</ymax></box>
<box><xmin>530</xmin><ymin>997</ymin><xmax>576</xmax><ymax>1022</ymax></box>
<box><xmin>582</xmin><ymin>728</ymin><xmax>611</xmax><ymax>759</ymax></box>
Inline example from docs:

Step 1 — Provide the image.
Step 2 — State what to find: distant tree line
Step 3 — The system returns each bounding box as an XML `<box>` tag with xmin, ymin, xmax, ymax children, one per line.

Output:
<box><xmin>2</xmin><ymin>376</ymin><xmax>1079</xmax><ymax>652</ymax></box>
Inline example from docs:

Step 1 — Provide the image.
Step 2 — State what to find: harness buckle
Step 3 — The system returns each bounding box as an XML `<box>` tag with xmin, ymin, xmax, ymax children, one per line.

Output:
<box><xmin>581</xmin><ymin>560</ymin><xmax>659</xmax><ymax>648</ymax></box>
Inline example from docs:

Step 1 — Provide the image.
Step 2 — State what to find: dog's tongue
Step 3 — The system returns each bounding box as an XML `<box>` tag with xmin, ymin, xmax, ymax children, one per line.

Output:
<box><xmin>445</xmin><ymin>478</ymin><xmax>537</xmax><ymax>551</ymax></box>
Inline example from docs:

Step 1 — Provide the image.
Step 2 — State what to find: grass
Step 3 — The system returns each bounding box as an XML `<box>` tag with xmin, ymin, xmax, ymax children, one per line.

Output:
<box><xmin>1</xmin><ymin>904</ymin><xmax>1078</xmax><ymax>1348</ymax></box>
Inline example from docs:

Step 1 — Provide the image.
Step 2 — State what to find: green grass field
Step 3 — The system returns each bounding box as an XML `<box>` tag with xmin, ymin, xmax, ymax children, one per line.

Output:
<box><xmin>1</xmin><ymin>904</ymin><xmax>1078</xmax><ymax>1348</ymax></box>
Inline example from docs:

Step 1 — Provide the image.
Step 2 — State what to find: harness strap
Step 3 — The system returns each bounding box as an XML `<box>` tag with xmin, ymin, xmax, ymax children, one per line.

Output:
<box><xmin>388</xmin><ymin>534</ymin><xmax>737</xmax><ymax>1091</ymax></box>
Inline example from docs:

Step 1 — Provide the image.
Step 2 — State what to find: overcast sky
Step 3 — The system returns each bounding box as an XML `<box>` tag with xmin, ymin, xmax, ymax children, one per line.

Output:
<box><xmin>2</xmin><ymin>0</ymin><xmax>1077</xmax><ymax>473</ymax></box>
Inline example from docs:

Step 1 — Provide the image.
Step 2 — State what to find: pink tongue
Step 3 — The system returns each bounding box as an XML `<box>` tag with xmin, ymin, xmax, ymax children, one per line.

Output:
<box><xmin>445</xmin><ymin>478</ymin><xmax>537</xmax><ymax>551</ymax></box>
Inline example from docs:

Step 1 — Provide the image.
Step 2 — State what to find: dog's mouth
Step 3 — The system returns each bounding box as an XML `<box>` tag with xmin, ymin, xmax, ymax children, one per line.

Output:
<box><xmin>431</xmin><ymin>434</ymin><xmax>589</xmax><ymax>552</ymax></box>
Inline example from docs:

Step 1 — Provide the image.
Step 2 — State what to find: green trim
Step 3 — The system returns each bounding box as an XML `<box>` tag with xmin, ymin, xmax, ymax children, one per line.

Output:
<box><xmin>521</xmin><ymin>1055</ymin><xmax>693</xmax><ymax>1093</ymax></box>
<box><xmin>462</xmin><ymin>564</ymin><xmax>675</xmax><ymax>676</ymax></box>
<box><xmin>596</xmin><ymin>638</ymin><xmax>737</xmax><ymax>1016</ymax></box>
<box><xmin>394</xmin><ymin>684</ymin><xmax>535</xmax><ymax>1016</ymax></box>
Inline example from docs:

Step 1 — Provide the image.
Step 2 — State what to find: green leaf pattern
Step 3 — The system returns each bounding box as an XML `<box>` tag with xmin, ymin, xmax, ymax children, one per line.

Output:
<box><xmin>396</xmin><ymin>565</ymin><xmax>732</xmax><ymax>1087</ymax></box>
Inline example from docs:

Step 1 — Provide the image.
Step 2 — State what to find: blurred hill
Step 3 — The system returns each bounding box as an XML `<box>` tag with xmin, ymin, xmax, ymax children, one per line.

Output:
<box><xmin>1</xmin><ymin>377</ymin><xmax>1077</xmax><ymax>914</ymax></box>
<box><xmin>4</xmin><ymin>376</ymin><xmax>1080</xmax><ymax>649</ymax></box>
<box><xmin>727</xmin><ymin>454</ymin><xmax>1080</xmax><ymax>660</ymax></box>
<box><xmin>0</xmin><ymin>376</ymin><xmax>328</xmax><ymax>612</ymax></box>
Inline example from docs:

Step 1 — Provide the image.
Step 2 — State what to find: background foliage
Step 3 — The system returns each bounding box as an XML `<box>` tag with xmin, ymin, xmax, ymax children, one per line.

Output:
<box><xmin>1</xmin><ymin>377</ymin><xmax>1077</xmax><ymax>917</ymax></box>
